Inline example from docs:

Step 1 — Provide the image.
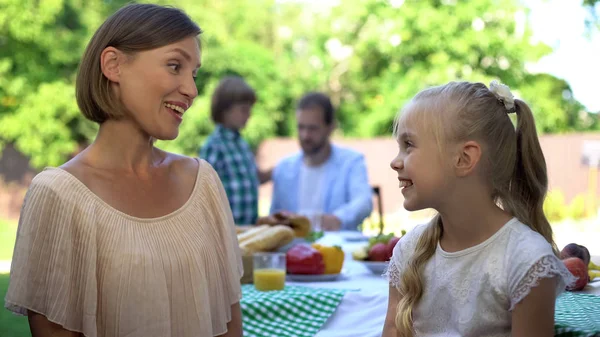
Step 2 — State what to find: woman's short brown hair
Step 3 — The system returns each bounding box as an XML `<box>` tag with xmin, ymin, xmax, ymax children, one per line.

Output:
<box><xmin>211</xmin><ymin>76</ymin><xmax>257</xmax><ymax>123</ymax></box>
<box><xmin>76</xmin><ymin>4</ymin><xmax>202</xmax><ymax>124</ymax></box>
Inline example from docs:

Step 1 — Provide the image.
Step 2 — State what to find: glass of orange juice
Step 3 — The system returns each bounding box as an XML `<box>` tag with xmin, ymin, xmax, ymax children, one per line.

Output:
<box><xmin>253</xmin><ymin>252</ymin><xmax>286</xmax><ymax>291</ymax></box>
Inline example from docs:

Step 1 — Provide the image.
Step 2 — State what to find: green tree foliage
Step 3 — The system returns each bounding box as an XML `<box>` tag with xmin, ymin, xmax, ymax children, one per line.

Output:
<box><xmin>0</xmin><ymin>0</ymin><xmax>598</xmax><ymax>168</ymax></box>
<box><xmin>583</xmin><ymin>0</ymin><xmax>600</xmax><ymax>31</ymax></box>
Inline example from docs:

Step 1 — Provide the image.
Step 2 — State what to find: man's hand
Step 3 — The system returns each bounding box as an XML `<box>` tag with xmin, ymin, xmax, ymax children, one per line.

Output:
<box><xmin>321</xmin><ymin>214</ymin><xmax>342</xmax><ymax>231</ymax></box>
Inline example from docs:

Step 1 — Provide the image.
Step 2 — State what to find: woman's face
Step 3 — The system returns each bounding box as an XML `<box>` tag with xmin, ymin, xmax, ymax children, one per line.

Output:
<box><xmin>113</xmin><ymin>36</ymin><xmax>201</xmax><ymax>140</ymax></box>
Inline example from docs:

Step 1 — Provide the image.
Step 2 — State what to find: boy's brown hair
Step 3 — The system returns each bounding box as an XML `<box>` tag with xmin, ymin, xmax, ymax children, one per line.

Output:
<box><xmin>211</xmin><ymin>76</ymin><xmax>257</xmax><ymax>123</ymax></box>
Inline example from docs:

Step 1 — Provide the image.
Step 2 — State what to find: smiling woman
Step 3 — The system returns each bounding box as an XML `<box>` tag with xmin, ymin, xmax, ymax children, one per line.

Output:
<box><xmin>103</xmin><ymin>37</ymin><xmax>201</xmax><ymax>139</ymax></box>
<box><xmin>76</xmin><ymin>4</ymin><xmax>202</xmax><ymax>140</ymax></box>
<box><xmin>4</xmin><ymin>4</ymin><xmax>243</xmax><ymax>337</ymax></box>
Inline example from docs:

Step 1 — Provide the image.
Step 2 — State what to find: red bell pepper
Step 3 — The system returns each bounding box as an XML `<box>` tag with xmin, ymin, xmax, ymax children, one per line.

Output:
<box><xmin>286</xmin><ymin>244</ymin><xmax>325</xmax><ymax>275</ymax></box>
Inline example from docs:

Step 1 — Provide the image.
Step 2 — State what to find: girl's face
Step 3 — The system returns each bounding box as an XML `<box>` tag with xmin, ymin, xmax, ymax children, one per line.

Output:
<box><xmin>111</xmin><ymin>36</ymin><xmax>201</xmax><ymax>140</ymax></box>
<box><xmin>390</xmin><ymin>103</ymin><xmax>456</xmax><ymax>211</ymax></box>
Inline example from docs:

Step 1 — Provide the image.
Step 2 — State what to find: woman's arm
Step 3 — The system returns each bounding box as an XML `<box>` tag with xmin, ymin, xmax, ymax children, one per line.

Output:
<box><xmin>382</xmin><ymin>285</ymin><xmax>401</xmax><ymax>337</ymax></box>
<box><xmin>217</xmin><ymin>302</ymin><xmax>243</xmax><ymax>337</ymax></box>
<box><xmin>511</xmin><ymin>277</ymin><xmax>557</xmax><ymax>337</ymax></box>
<box><xmin>28</xmin><ymin>311</ymin><xmax>81</xmax><ymax>337</ymax></box>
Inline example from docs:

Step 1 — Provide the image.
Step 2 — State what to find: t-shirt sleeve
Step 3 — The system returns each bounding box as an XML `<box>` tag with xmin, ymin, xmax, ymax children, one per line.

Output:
<box><xmin>384</xmin><ymin>224</ymin><xmax>428</xmax><ymax>288</ymax></box>
<box><xmin>197</xmin><ymin>159</ymin><xmax>245</xmax><ymax>335</ymax></box>
<box><xmin>4</xmin><ymin>171</ymin><xmax>98</xmax><ymax>334</ymax></box>
<box><xmin>507</xmin><ymin>235</ymin><xmax>576</xmax><ymax>311</ymax></box>
<box><xmin>201</xmin><ymin>159</ymin><xmax>244</xmax><ymax>288</ymax></box>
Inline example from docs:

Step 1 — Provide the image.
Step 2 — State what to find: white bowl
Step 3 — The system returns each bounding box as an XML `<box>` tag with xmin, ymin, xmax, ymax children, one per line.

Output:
<box><xmin>339</xmin><ymin>231</ymin><xmax>369</xmax><ymax>242</ymax></box>
<box><xmin>358</xmin><ymin>260</ymin><xmax>389</xmax><ymax>275</ymax></box>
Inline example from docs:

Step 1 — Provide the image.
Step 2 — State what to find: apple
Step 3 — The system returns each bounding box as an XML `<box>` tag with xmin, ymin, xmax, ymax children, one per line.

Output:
<box><xmin>560</xmin><ymin>243</ymin><xmax>591</xmax><ymax>266</ymax></box>
<box><xmin>386</xmin><ymin>237</ymin><xmax>401</xmax><ymax>260</ymax></box>
<box><xmin>563</xmin><ymin>257</ymin><xmax>589</xmax><ymax>291</ymax></box>
<box><xmin>368</xmin><ymin>243</ymin><xmax>389</xmax><ymax>262</ymax></box>
<box><xmin>579</xmin><ymin>245</ymin><xmax>591</xmax><ymax>266</ymax></box>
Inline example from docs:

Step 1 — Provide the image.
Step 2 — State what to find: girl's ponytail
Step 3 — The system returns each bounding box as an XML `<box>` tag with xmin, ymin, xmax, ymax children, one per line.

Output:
<box><xmin>505</xmin><ymin>100</ymin><xmax>558</xmax><ymax>254</ymax></box>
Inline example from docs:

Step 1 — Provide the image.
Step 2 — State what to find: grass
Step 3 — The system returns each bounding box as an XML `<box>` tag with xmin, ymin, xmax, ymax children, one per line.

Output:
<box><xmin>0</xmin><ymin>273</ymin><xmax>29</xmax><ymax>337</ymax></box>
<box><xmin>0</xmin><ymin>219</ymin><xmax>27</xmax><ymax>336</ymax></box>
<box><xmin>0</xmin><ymin>220</ymin><xmax>17</xmax><ymax>261</ymax></box>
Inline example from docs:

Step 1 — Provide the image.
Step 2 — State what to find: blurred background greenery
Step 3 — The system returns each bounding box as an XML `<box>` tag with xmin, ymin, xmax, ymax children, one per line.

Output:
<box><xmin>1</xmin><ymin>1</ymin><xmax>600</xmax><ymax>334</ymax></box>
<box><xmin>1</xmin><ymin>0</ymin><xmax>599</xmax><ymax>169</ymax></box>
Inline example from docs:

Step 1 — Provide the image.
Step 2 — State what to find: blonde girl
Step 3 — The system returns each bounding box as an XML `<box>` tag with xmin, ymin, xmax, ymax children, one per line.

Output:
<box><xmin>382</xmin><ymin>81</ymin><xmax>575</xmax><ymax>337</ymax></box>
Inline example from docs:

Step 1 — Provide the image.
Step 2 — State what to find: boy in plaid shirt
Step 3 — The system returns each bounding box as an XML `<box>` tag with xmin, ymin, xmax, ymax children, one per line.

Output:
<box><xmin>200</xmin><ymin>76</ymin><xmax>272</xmax><ymax>225</ymax></box>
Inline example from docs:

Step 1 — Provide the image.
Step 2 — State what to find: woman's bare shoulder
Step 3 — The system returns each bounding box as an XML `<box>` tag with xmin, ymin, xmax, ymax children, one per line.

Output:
<box><xmin>59</xmin><ymin>156</ymin><xmax>91</xmax><ymax>181</ymax></box>
<box><xmin>162</xmin><ymin>151</ymin><xmax>201</xmax><ymax>181</ymax></box>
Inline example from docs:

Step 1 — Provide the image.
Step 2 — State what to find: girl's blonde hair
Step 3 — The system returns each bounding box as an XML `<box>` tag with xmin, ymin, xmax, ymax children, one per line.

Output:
<box><xmin>393</xmin><ymin>81</ymin><xmax>557</xmax><ymax>336</ymax></box>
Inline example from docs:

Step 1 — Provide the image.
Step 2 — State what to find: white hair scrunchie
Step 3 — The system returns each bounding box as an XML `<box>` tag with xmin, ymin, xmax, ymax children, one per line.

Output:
<box><xmin>489</xmin><ymin>80</ymin><xmax>515</xmax><ymax>112</ymax></box>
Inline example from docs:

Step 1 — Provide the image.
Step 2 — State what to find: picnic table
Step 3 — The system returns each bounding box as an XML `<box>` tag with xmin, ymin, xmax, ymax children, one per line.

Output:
<box><xmin>241</xmin><ymin>231</ymin><xmax>600</xmax><ymax>337</ymax></box>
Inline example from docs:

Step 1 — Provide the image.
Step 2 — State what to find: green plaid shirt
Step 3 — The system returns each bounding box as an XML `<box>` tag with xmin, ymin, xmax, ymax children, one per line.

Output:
<box><xmin>200</xmin><ymin>125</ymin><xmax>259</xmax><ymax>225</ymax></box>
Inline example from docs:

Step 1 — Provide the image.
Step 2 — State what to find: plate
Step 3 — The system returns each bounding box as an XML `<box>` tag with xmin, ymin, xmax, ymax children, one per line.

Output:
<box><xmin>340</xmin><ymin>232</ymin><xmax>369</xmax><ymax>242</ymax></box>
<box><xmin>286</xmin><ymin>273</ymin><xmax>342</xmax><ymax>282</ymax></box>
<box><xmin>275</xmin><ymin>238</ymin><xmax>308</xmax><ymax>253</ymax></box>
<box><xmin>357</xmin><ymin>260</ymin><xmax>389</xmax><ymax>275</ymax></box>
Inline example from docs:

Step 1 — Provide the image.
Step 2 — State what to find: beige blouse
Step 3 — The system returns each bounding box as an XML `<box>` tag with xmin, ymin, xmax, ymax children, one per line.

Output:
<box><xmin>4</xmin><ymin>159</ymin><xmax>243</xmax><ymax>337</ymax></box>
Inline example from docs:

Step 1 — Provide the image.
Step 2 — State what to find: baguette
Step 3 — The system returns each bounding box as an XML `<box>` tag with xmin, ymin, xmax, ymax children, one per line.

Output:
<box><xmin>239</xmin><ymin>225</ymin><xmax>295</xmax><ymax>255</ymax></box>
<box><xmin>289</xmin><ymin>216</ymin><xmax>311</xmax><ymax>237</ymax></box>
<box><xmin>237</xmin><ymin>225</ymin><xmax>271</xmax><ymax>245</ymax></box>
<box><xmin>235</xmin><ymin>225</ymin><xmax>254</xmax><ymax>235</ymax></box>
<box><xmin>256</xmin><ymin>213</ymin><xmax>311</xmax><ymax>238</ymax></box>
<box><xmin>256</xmin><ymin>215</ymin><xmax>291</xmax><ymax>226</ymax></box>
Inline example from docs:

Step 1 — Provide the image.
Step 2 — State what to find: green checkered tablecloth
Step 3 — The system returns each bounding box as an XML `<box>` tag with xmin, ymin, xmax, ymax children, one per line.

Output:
<box><xmin>555</xmin><ymin>292</ymin><xmax>600</xmax><ymax>337</ymax></box>
<box><xmin>240</xmin><ymin>286</ymin><xmax>600</xmax><ymax>337</ymax></box>
<box><xmin>240</xmin><ymin>285</ymin><xmax>347</xmax><ymax>337</ymax></box>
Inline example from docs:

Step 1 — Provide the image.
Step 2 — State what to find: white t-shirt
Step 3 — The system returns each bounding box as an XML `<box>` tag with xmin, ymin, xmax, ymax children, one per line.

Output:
<box><xmin>386</xmin><ymin>218</ymin><xmax>575</xmax><ymax>337</ymax></box>
<box><xmin>297</xmin><ymin>163</ymin><xmax>327</xmax><ymax>214</ymax></box>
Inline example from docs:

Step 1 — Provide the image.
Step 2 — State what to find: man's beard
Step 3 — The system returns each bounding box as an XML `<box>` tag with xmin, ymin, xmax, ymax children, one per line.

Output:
<box><xmin>301</xmin><ymin>140</ymin><xmax>327</xmax><ymax>155</ymax></box>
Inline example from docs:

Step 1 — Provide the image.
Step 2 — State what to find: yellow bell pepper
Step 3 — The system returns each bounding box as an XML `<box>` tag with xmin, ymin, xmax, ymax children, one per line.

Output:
<box><xmin>311</xmin><ymin>244</ymin><xmax>344</xmax><ymax>274</ymax></box>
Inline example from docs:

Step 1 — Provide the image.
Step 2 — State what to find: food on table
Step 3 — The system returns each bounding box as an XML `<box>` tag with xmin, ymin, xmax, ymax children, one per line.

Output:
<box><xmin>256</xmin><ymin>211</ymin><xmax>312</xmax><ymax>238</ymax></box>
<box><xmin>305</xmin><ymin>230</ymin><xmax>325</xmax><ymax>243</ymax></box>
<box><xmin>352</xmin><ymin>231</ymin><xmax>405</xmax><ymax>262</ymax></box>
<box><xmin>253</xmin><ymin>268</ymin><xmax>286</xmax><ymax>291</ymax></box>
<box><xmin>560</xmin><ymin>243</ymin><xmax>591</xmax><ymax>266</ymax></box>
<box><xmin>237</xmin><ymin>224</ymin><xmax>298</xmax><ymax>285</ymax></box>
<box><xmin>589</xmin><ymin>260</ymin><xmax>600</xmax><ymax>281</ymax></box>
<box><xmin>368</xmin><ymin>243</ymin><xmax>390</xmax><ymax>262</ymax></box>
<box><xmin>563</xmin><ymin>257</ymin><xmax>589</xmax><ymax>291</ymax></box>
<box><xmin>368</xmin><ymin>233</ymin><xmax>395</xmax><ymax>248</ymax></box>
<box><xmin>239</xmin><ymin>225</ymin><xmax>295</xmax><ymax>255</ymax></box>
<box><xmin>235</xmin><ymin>225</ymin><xmax>254</xmax><ymax>234</ymax></box>
<box><xmin>286</xmin><ymin>244</ymin><xmax>325</xmax><ymax>275</ymax></box>
<box><xmin>352</xmin><ymin>245</ymin><xmax>369</xmax><ymax>261</ymax></box>
<box><xmin>238</xmin><ymin>225</ymin><xmax>271</xmax><ymax>244</ymax></box>
<box><xmin>559</xmin><ymin>243</ymin><xmax>598</xmax><ymax>283</ymax></box>
<box><xmin>579</xmin><ymin>245</ymin><xmax>591</xmax><ymax>265</ymax></box>
<box><xmin>386</xmin><ymin>236</ymin><xmax>401</xmax><ymax>258</ymax></box>
<box><xmin>288</xmin><ymin>216</ymin><xmax>311</xmax><ymax>238</ymax></box>
<box><xmin>312</xmin><ymin>244</ymin><xmax>344</xmax><ymax>274</ymax></box>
